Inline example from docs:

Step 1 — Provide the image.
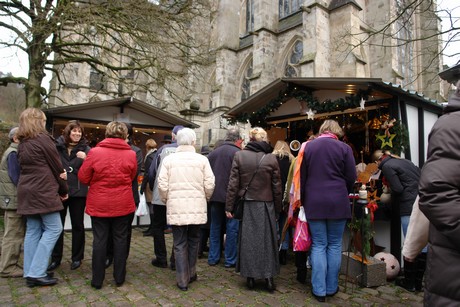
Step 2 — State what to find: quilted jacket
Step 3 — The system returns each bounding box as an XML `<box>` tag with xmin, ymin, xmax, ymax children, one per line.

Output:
<box><xmin>158</xmin><ymin>145</ymin><xmax>215</xmax><ymax>226</ymax></box>
<box><xmin>78</xmin><ymin>138</ymin><xmax>137</xmax><ymax>217</ymax></box>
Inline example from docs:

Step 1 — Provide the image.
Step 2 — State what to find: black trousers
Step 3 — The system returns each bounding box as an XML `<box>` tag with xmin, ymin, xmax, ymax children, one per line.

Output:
<box><xmin>52</xmin><ymin>197</ymin><xmax>86</xmax><ymax>263</ymax></box>
<box><xmin>106</xmin><ymin>213</ymin><xmax>134</xmax><ymax>261</ymax></box>
<box><xmin>152</xmin><ymin>205</ymin><xmax>167</xmax><ymax>263</ymax></box>
<box><xmin>91</xmin><ymin>213</ymin><xmax>134</xmax><ymax>286</ymax></box>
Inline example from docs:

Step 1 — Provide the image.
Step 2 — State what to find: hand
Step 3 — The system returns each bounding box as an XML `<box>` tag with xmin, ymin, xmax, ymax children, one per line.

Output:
<box><xmin>76</xmin><ymin>151</ymin><xmax>87</xmax><ymax>160</ymax></box>
<box><xmin>225</xmin><ymin>211</ymin><xmax>233</xmax><ymax>219</ymax></box>
<box><xmin>59</xmin><ymin>170</ymin><xmax>67</xmax><ymax>181</ymax></box>
<box><xmin>60</xmin><ymin>194</ymin><xmax>69</xmax><ymax>201</ymax></box>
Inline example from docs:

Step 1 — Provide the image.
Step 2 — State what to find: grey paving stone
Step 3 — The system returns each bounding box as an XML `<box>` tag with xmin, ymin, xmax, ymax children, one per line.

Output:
<box><xmin>0</xmin><ymin>228</ymin><xmax>426</xmax><ymax>306</ymax></box>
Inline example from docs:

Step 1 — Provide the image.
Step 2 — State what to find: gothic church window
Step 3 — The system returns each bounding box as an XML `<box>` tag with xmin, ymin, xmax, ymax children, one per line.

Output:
<box><xmin>245</xmin><ymin>0</ymin><xmax>254</xmax><ymax>33</ymax></box>
<box><xmin>279</xmin><ymin>0</ymin><xmax>301</xmax><ymax>19</ymax></box>
<box><xmin>241</xmin><ymin>58</ymin><xmax>253</xmax><ymax>101</ymax></box>
<box><xmin>89</xmin><ymin>67</ymin><xmax>106</xmax><ymax>91</ymax></box>
<box><xmin>284</xmin><ymin>40</ymin><xmax>303</xmax><ymax>77</ymax></box>
<box><xmin>395</xmin><ymin>0</ymin><xmax>414</xmax><ymax>88</ymax></box>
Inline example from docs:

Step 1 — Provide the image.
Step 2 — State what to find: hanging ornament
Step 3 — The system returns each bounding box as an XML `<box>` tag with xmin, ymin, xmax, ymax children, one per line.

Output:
<box><xmin>306</xmin><ymin>108</ymin><xmax>316</xmax><ymax>120</ymax></box>
<box><xmin>376</xmin><ymin>133</ymin><xmax>396</xmax><ymax>148</ymax></box>
<box><xmin>368</xmin><ymin>117</ymin><xmax>382</xmax><ymax>130</ymax></box>
<box><xmin>381</xmin><ymin>118</ymin><xmax>397</xmax><ymax>137</ymax></box>
<box><xmin>359</xmin><ymin>98</ymin><xmax>366</xmax><ymax>110</ymax></box>
<box><xmin>367</xmin><ymin>189</ymin><xmax>380</xmax><ymax>203</ymax></box>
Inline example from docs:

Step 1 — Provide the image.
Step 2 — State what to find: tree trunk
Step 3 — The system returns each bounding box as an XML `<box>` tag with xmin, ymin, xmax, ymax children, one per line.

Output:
<box><xmin>26</xmin><ymin>71</ymin><xmax>43</xmax><ymax>108</ymax></box>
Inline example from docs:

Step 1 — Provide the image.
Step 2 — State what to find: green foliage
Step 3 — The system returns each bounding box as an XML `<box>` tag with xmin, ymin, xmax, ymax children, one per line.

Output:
<box><xmin>348</xmin><ymin>207</ymin><xmax>375</xmax><ymax>260</ymax></box>
<box><xmin>229</xmin><ymin>85</ymin><xmax>370</xmax><ymax>127</ymax></box>
<box><xmin>375</xmin><ymin>120</ymin><xmax>410</xmax><ymax>155</ymax></box>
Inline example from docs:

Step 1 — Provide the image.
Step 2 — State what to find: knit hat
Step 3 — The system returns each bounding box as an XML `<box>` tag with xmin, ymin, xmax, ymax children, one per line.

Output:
<box><xmin>172</xmin><ymin>125</ymin><xmax>184</xmax><ymax>135</ymax></box>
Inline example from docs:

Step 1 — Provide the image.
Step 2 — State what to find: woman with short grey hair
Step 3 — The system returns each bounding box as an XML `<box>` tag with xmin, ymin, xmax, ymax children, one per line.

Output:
<box><xmin>158</xmin><ymin>128</ymin><xmax>215</xmax><ymax>291</ymax></box>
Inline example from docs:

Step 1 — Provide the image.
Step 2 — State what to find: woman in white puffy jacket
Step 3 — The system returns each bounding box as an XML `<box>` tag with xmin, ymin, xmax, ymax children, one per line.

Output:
<box><xmin>158</xmin><ymin>128</ymin><xmax>215</xmax><ymax>291</ymax></box>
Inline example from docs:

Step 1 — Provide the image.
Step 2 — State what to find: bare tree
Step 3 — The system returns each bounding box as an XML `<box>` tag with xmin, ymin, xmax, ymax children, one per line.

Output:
<box><xmin>0</xmin><ymin>0</ymin><xmax>214</xmax><ymax>108</ymax></box>
<box><xmin>335</xmin><ymin>0</ymin><xmax>459</xmax><ymax>98</ymax></box>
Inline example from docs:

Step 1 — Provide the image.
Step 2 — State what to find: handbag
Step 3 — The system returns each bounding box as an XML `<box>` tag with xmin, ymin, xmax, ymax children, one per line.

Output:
<box><xmin>232</xmin><ymin>154</ymin><xmax>266</xmax><ymax>220</ymax></box>
<box><xmin>293</xmin><ymin>206</ymin><xmax>312</xmax><ymax>252</ymax></box>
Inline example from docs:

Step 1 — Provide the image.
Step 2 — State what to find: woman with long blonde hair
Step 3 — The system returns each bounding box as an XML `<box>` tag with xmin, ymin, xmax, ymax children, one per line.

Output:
<box><xmin>272</xmin><ymin>141</ymin><xmax>294</xmax><ymax>265</ymax></box>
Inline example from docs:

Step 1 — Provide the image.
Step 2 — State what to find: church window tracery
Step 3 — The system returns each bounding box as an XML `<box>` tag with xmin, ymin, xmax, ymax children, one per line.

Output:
<box><xmin>284</xmin><ymin>40</ymin><xmax>303</xmax><ymax>77</ymax></box>
<box><xmin>241</xmin><ymin>58</ymin><xmax>253</xmax><ymax>101</ymax></box>
<box><xmin>279</xmin><ymin>0</ymin><xmax>301</xmax><ymax>19</ymax></box>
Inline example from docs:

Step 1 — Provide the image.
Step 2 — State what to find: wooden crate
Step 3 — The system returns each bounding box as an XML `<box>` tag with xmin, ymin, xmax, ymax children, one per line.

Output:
<box><xmin>340</xmin><ymin>252</ymin><xmax>386</xmax><ymax>287</ymax></box>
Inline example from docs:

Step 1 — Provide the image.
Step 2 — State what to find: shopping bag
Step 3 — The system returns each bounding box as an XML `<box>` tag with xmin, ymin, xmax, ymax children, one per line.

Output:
<box><xmin>293</xmin><ymin>206</ymin><xmax>311</xmax><ymax>252</ymax></box>
<box><xmin>135</xmin><ymin>192</ymin><xmax>149</xmax><ymax>216</ymax></box>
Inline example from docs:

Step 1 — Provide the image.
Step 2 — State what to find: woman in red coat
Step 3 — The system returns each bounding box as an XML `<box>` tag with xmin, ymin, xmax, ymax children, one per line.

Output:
<box><xmin>78</xmin><ymin>121</ymin><xmax>137</xmax><ymax>289</ymax></box>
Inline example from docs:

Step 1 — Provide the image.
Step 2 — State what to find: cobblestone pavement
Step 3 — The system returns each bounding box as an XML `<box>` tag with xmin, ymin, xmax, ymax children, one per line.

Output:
<box><xmin>0</xmin><ymin>228</ymin><xmax>424</xmax><ymax>306</ymax></box>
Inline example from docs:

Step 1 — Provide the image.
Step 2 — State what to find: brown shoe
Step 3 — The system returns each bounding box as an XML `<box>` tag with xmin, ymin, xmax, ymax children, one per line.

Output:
<box><xmin>1</xmin><ymin>267</ymin><xmax>23</xmax><ymax>278</ymax></box>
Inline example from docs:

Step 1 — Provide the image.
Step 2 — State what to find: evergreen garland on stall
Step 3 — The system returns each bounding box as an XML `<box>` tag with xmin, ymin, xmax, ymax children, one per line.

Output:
<box><xmin>228</xmin><ymin>86</ymin><xmax>371</xmax><ymax>127</ymax></box>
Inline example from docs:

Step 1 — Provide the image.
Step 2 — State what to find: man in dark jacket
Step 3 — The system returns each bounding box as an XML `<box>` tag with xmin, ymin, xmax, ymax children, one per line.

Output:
<box><xmin>373</xmin><ymin>149</ymin><xmax>421</xmax><ymax>291</ymax></box>
<box><xmin>207</xmin><ymin>128</ymin><xmax>242</xmax><ymax>268</ymax></box>
<box><xmin>419</xmin><ymin>78</ymin><xmax>460</xmax><ymax>305</ymax></box>
<box><xmin>148</xmin><ymin>125</ymin><xmax>183</xmax><ymax>269</ymax></box>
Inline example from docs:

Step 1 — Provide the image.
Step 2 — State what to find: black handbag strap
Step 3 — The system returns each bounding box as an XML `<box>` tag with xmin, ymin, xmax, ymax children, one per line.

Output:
<box><xmin>241</xmin><ymin>154</ymin><xmax>266</xmax><ymax>198</ymax></box>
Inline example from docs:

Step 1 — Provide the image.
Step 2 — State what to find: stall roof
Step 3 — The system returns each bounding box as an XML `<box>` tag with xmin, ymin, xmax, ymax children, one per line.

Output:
<box><xmin>224</xmin><ymin>77</ymin><xmax>441</xmax><ymax>118</ymax></box>
<box><xmin>44</xmin><ymin>96</ymin><xmax>199</xmax><ymax>129</ymax></box>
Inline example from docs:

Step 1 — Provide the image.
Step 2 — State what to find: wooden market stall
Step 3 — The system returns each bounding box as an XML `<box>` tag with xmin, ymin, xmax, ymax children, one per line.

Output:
<box><xmin>224</xmin><ymin>77</ymin><xmax>443</xmax><ymax>263</ymax></box>
<box><xmin>44</xmin><ymin>96</ymin><xmax>199</xmax><ymax>229</ymax></box>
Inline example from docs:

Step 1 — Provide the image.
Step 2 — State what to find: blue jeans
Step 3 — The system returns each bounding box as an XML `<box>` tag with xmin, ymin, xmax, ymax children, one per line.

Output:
<box><xmin>278</xmin><ymin>212</ymin><xmax>290</xmax><ymax>250</ymax></box>
<box><xmin>23</xmin><ymin>212</ymin><xmax>62</xmax><ymax>278</ymax></box>
<box><xmin>208</xmin><ymin>202</ymin><xmax>239</xmax><ymax>266</ymax></box>
<box><xmin>309</xmin><ymin>219</ymin><xmax>347</xmax><ymax>296</ymax></box>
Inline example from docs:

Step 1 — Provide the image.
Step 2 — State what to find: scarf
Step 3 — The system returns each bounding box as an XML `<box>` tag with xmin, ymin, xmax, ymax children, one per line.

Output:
<box><xmin>287</xmin><ymin>132</ymin><xmax>338</xmax><ymax>224</ymax></box>
<box><xmin>287</xmin><ymin>141</ymin><xmax>308</xmax><ymax>225</ymax></box>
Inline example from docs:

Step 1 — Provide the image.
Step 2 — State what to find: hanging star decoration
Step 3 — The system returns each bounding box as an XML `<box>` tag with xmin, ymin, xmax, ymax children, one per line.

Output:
<box><xmin>306</xmin><ymin>108</ymin><xmax>316</xmax><ymax>120</ymax></box>
<box><xmin>359</xmin><ymin>97</ymin><xmax>366</xmax><ymax>110</ymax></box>
<box><xmin>376</xmin><ymin>133</ymin><xmax>396</xmax><ymax>148</ymax></box>
<box><xmin>367</xmin><ymin>189</ymin><xmax>380</xmax><ymax>203</ymax></box>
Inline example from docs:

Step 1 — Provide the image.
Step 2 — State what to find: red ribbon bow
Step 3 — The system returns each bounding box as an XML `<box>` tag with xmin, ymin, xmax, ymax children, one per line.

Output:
<box><xmin>366</xmin><ymin>202</ymin><xmax>379</xmax><ymax>222</ymax></box>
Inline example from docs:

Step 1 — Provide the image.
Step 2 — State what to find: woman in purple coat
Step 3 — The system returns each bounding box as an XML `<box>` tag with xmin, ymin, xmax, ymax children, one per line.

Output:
<box><xmin>300</xmin><ymin>120</ymin><xmax>356</xmax><ymax>302</ymax></box>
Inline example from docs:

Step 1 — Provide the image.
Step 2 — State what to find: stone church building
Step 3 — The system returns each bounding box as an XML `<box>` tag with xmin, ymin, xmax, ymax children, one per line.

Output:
<box><xmin>48</xmin><ymin>0</ymin><xmax>443</xmax><ymax>148</ymax></box>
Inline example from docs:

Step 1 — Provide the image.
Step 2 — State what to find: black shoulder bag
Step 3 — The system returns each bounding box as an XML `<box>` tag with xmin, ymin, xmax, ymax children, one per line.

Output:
<box><xmin>232</xmin><ymin>154</ymin><xmax>266</xmax><ymax>220</ymax></box>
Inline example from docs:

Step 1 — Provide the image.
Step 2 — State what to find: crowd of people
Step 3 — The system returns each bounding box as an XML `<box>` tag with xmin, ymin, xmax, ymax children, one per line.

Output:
<box><xmin>1</xmin><ymin>93</ymin><xmax>459</xmax><ymax>304</ymax></box>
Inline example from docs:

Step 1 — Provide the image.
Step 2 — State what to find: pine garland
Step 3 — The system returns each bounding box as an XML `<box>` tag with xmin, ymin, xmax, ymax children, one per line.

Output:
<box><xmin>228</xmin><ymin>86</ymin><xmax>371</xmax><ymax>127</ymax></box>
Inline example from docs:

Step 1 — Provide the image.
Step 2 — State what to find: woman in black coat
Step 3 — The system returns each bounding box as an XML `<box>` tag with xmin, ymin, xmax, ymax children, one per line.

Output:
<box><xmin>140</xmin><ymin>139</ymin><xmax>157</xmax><ymax>236</ymax></box>
<box><xmin>373</xmin><ymin>149</ymin><xmax>421</xmax><ymax>292</ymax></box>
<box><xmin>49</xmin><ymin>121</ymin><xmax>90</xmax><ymax>271</ymax></box>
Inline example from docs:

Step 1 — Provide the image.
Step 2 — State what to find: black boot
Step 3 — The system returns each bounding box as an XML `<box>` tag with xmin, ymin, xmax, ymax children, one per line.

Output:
<box><xmin>247</xmin><ymin>277</ymin><xmax>255</xmax><ymax>289</ymax></box>
<box><xmin>395</xmin><ymin>260</ymin><xmax>416</xmax><ymax>292</ymax></box>
<box><xmin>279</xmin><ymin>250</ymin><xmax>287</xmax><ymax>265</ymax></box>
<box><xmin>265</xmin><ymin>278</ymin><xmax>275</xmax><ymax>292</ymax></box>
<box><xmin>143</xmin><ymin>214</ymin><xmax>154</xmax><ymax>236</ymax></box>
<box><xmin>296</xmin><ymin>268</ymin><xmax>307</xmax><ymax>284</ymax></box>
<box><xmin>415</xmin><ymin>253</ymin><xmax>427</xmax><ymax>292</ymax></box>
